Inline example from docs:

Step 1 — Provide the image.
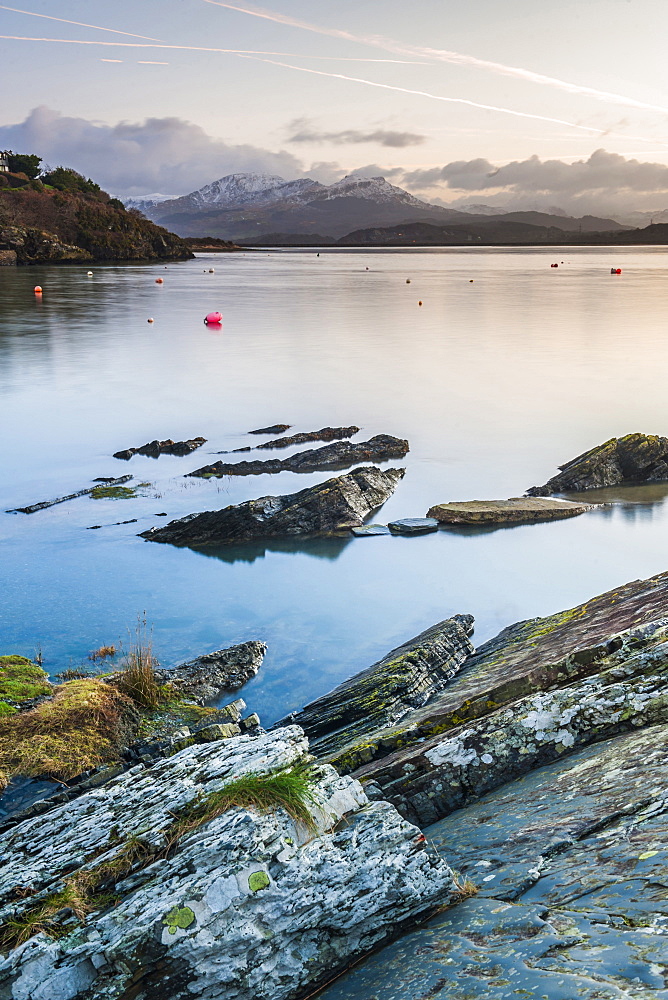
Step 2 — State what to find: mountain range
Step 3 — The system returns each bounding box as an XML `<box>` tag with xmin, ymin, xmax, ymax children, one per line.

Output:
<box><xmin>126</xmin><ymin>174</ymin><xmax>628</xmax><ymax>243</ymax></box>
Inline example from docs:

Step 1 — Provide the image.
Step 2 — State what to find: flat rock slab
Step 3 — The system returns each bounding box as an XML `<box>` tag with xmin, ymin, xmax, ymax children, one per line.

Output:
<box><xmin>427</xmin><ymin>496</ymin><xmax>594</xmax><ymax>524</ymax></box>
<box><xmin>139</xmin><ymin>466</ymin><xmax>405</xmax><ymax>546</ymax></box>
<box><xmin>528</xmin><ymin>431</ymin><xmax>668</xmax><ymax>495</ymax></box>
<box><xmin>189</xmin><ymin>435</ymin><xmax>408</xmax><ymax>477</ymax></box>
<box><xmin>351</xmin><ymin>524</ymin><xmax>390</xmax><ymax>536</ymax></box>
<box><xmin>388</xmin><ymin>518</ymin><xmax>438</xmax><ymax>535</ymax></box>
<box><xmin>319</xmin><ymin>724</ymin><xmax>668</xmax><ymax>1000</ymax></box>
<box><xmin>152</xmin><ymin>641</ymin><xmax>267</xmax><ymax>703</ymax></box>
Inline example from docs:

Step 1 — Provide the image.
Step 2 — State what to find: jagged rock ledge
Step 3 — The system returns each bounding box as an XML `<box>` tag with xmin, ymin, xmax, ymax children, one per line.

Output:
<box><xmin>139</xmin><ymin>466</ymin><xmax>405</xmax><ymax>546</ymax></box>
<box><xmin>189</xmin><ymin>435</ymin><xmax>409</xmax><ymax>477</ymax></box>
<box><xmin>114</xmin><ymin>438</ymin><xmax>206</xmax><ymax>461</ymax></box>
<box><xmin>527</xmin><ymin>432</ymin><xmax>668</xmax><ymax>495</ymax></box>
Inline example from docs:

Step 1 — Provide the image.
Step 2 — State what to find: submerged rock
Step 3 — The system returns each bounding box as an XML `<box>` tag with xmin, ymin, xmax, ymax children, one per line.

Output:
<box><xmin>139</xmin><ymin>466</ymin><xmax>405</xmax><ymax>547</ymax></box>
<box><xmin>189</xmin><ymin>435</ymin><xmax>409</xmax><ymax>477</ymax></box>
<box><xmin>7</xmin><ymin>475</ymin><xmax>133</xmax><ymax>514</ymax></box>
<box><xmin>388</xmin><ymin>518</ymin><xmax>439</xmax><ymax>535</ymax></box>
<box><xmin>527</xmin><ymin>432</ymin><xmax>668</xmax><ymax>495</ymax></box>
<box><xmin>351</xmin><ymin>524</ymin><xmax>390</xmax><ymax>536</ymax></box>
<box><xmin>427</xmin><ymin>497</ymin><xmax>594</xmax><ymax>524</ymax></box>
<box><xmin>153</xmin><ymin>641</ymin><xmax>267</xmax><ymax>703</ymax></box>
<box><xmin>275</xmin><ymin>616</ymin><xmax>475</xmax><ymax>760</ymax></box>
<box><xmin>256</xmin><ymin>425</ymin><xmax>360</xmax><ymax>450</ymax></box>
<box><xmin>0</xmin><ymin>727</ymin><xmax>456</xmax><ymax>1000</ymax></box>
<box><xmin>114</xmin><ymin>437</ymin><xmax>206</xmax><ymax>460</ymax></box>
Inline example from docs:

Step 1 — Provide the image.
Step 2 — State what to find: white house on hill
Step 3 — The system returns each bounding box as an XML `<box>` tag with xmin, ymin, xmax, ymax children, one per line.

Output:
<box><xmin>0</xmin><ymin>153</ymin><xmax>9</xmax><ymax>173</ymax></box>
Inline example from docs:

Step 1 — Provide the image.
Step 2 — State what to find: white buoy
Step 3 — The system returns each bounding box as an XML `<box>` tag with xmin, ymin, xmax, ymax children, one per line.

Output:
<box><xmin>87</xmin><ymin>271</ymin><xmax>93</xmax><ymax>276</ymax></box>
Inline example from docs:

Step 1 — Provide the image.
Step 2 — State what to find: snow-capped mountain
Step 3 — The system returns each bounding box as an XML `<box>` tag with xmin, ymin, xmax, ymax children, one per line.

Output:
<box><xmin>131</xmin><ymin>172</ymin><xmax>466</xmax><ymax>240</ymax></box>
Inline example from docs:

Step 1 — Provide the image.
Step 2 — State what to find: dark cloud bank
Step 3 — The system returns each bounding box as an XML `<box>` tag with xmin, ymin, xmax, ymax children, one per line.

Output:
<box><xmin>2</xmin><ymin>108</ymin><xmax>668</xmax><ymax>215</ymax></box>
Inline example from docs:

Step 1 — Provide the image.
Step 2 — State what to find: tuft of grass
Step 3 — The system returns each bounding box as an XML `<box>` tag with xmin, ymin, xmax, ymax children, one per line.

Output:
<box><xmin>0</xmin><ymin>679</ymin><xmax>137</xmax><ymax>789</ymax></box>
<box><xmin>111</xmin><ymin>619</ymin><xmax>169</xmax><ymax>711</ymax></box>
<box><xmin>0</xmin><ymin>655</ymin><xmax>52</xmax><ymax>704</ymax></box>
<box><xmin>451</xmin><ymin>873</ymin><xmax>479</xmax><ymax>902</ymax></box>
<box><xmin>89</xmin><ymin>645</ymin><xmax>117</xmax><ymax>662</ymax></box>
<box><xmin>90</xmin><ymin>485</ymin><xmax>136</xmax><ymax>500</ymax></box>
<box><xmin>167</xmin><ymin>768</ymin><xmax>318</xmax><ymax>849</ymax></box>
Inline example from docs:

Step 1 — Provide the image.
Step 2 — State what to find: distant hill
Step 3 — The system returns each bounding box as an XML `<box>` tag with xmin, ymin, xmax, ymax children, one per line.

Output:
<box><xmin>0</xmin><ymin>167</ymin><xmax>192</xmax><ymax>264</ymax></box>
<box><xmin>128</xmin><ymin>172</ymin><xmax>629</xmax><ymax>245</ymax></box>
<box><xmin>129</xmin><ymin>172</ymin><xmax>469</xmax><ymax>241</ymax></box>
<box><xmin>335</xmin><ymin>218</ymin><xmax>630</xmax><ymax>247</ymax></box>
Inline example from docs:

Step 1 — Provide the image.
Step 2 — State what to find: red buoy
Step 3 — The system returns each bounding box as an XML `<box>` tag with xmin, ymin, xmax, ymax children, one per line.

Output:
<box><xmin>204</xmin><ymin>311</ymin><xmax>223</xmax><ymax>325</ymax></box>
<box><xmin>34</xmin><ymin>285</ymin><xmax>42</xmax><ymax>293</ymax></box>
<box><xmin>155</xmin><ymin>278</ymin><xmax>164</xmax><ymax>284</ymax></box>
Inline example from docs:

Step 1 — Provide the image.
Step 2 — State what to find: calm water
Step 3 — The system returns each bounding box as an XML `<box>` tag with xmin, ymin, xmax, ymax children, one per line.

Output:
<box><xmin>2</xmin><ymin>246</ymin><xmax>668</xmax><ymax>724</ymax></box>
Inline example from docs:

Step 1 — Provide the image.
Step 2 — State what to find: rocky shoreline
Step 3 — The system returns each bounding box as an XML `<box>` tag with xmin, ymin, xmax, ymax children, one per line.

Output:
<box><xmin>3</xmin><ymin>567</ymin><xmax>668</xmax><ymax>998</ymax></box>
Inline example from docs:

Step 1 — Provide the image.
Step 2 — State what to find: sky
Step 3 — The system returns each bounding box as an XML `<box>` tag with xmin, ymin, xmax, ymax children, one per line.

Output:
<box><xmin>2</xmin><ymin>0</ymin><xmax>668</xmax><ymax>216</ymax></box>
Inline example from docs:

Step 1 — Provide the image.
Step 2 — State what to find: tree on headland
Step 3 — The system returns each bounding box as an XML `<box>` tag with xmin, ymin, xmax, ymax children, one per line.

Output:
<box><xmin>40</xmin><ymin>167</ymin><xmax>101</xmax><ymax>195</ymax></box>
<box><xmin>2</xmin><ymin>152</ymin><xmax>42</xmax><ymax>179</ymax></box>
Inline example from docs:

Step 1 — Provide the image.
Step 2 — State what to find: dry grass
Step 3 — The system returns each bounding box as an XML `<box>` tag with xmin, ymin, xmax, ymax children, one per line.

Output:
<box><xmin>89</xmin><ymin>645</ymin><xmax>117</xmax><ymax>662</ymax></box>
<box><xmin>0</xmin><ymin>679</ymin><xmax>137</xmax><ymax>789</ymax></box>
<box><xmin>111</xmin><ymin>619</ymin><xmax>169</xmax><ymax>710</ymax></box>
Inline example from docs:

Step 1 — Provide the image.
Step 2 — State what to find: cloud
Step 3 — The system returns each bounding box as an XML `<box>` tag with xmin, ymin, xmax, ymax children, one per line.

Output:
<box><xmin>287</xmin><ymin>120</ymin><xmax>425</xmax><ymax>148</ymax></box>
<box><xmin>0</xmin><ymin>106</ymin><xmax>315</xmax><ymax>196</ymax></box>
<box><xmin>401</xmin><ymin>150</ymin><xmax>668</xmax><ymax>214</ymax></box>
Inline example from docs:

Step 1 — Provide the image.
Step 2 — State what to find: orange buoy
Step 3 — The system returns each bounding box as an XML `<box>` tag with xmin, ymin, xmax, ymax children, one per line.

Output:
<box><xmin>155</xmin><ymin>278</ymin><xmax>164</xmax><ymax>284</ymax></box>
<box><xmin>418</xmin><ymin>300</ymin><xmax>423</xmax><ymax>306</ymax></box>
<box><xmin>147</xmin><ymin>318</ymin><xmax>154</xmax><ymax>323</ymax></box>
<box><xmin>34</xmin><ymin>285</ymin><xmax>42</xmax><ymax>293</ymax></box>
<box><xmin>406</xmin><ymin>279</ymin><xmax>411</xmax><ymax>283</ymax></box>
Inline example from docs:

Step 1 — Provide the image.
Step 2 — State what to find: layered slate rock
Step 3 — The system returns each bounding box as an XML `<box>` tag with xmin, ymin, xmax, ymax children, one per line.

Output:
<box><xmin>356</xmin><ymin>617</ymin><xmax>668</xmax><ymax>826</ymax></box>
<box><xmin>139</xmin><ymin>466</ymin><xmax>404</xmax><ymax>546</ymax></box>
<box><xmin>275</xmin><ymin>616</ymin><xmax>475</xmax><ymax>760</ymax></box>
<box><xmin>114</xmin><ymin>437</ymin><xmax>206</xmax><ymax>460</ymax></box>
<box><xmin>256</xmin><ymin>425</ymin><xmax>360</xmax><ymax>450</ymax></box>
<box><xmin>153</xmin><ymin>641</ymin><xmax>267</xmax><ymax>703</ymax></box>
<box><xmin>307</xmin><ymin>570</ymin><xmax>668</xmax><ymax>781</ymax></box>
<box><xmin>527</xmin><ymin>432</ymin><xmax>668</xmax><ymax>495</ymax></box>
<box><xmin>0</xmin><ymin>727</ymin><xmax>456</xmax><ymax>1000</ymax></box>
<box><xmin>427</xmin><ymin>497</ymin><xmax>594</xmax><ymax>524</ymax></box>
<box><xmin>189</xmin><ymin>435</ymin><xmax>409</xmax><ymax>477</ymax></box>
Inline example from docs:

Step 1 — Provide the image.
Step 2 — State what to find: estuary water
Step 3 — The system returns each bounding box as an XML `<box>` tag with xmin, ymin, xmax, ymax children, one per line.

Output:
<box><xmin>2</xmin><ymin>245</ymin><xmax>668</xmax><ymax>724</ymax></box>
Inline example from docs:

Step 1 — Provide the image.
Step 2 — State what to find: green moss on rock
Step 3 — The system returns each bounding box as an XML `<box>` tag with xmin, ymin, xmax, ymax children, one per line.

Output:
<box><xmin>0</xmin><ymin>655</ymin><xmax>52</xmax><ymax>703</ymax></box>
<box><xmin>248</xmin><ymin>871</ymin><xmax>270</xmax><ymax>893</ymax></box>
<box><xmin>163</xmin><ymin>905</ymin><xmax>196</xmax><ymax>934</ymax></box>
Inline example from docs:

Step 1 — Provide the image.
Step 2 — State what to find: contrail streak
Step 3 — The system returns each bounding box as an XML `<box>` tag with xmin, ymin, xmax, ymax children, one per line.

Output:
<box><xmin>205</xmin><ymin>0</ymin><xmax>668</xmax><ymax>117</ymax></box>
<box><xmin>0</xmin><ymin>34</ymin><xmax>423</xmax><ymax>62</ymax></box>
<box><xmin>3</xmin><ymin>34</ymin><xmax>666</xmax><ymax>147</ymax></box>
<box><xmin>0</xmin><ymin>5</ymin><xmax>162</xmax><ymax>41</ymax></box>
<box><xmin>236</xmin><ymin>55</ymin><xmax>610</xmax><ymax>134</ymax></box>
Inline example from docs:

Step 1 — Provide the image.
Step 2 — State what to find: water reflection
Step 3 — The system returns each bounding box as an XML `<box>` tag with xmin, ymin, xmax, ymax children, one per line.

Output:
<box><xmin>190</xmin><ymin>534</ymin><xmax>354</xmax><ymax>564</ymax></box>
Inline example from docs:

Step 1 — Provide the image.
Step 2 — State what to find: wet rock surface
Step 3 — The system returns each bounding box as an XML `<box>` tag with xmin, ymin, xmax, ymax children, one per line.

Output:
<box><xmin>351</xmin><ymin>523</ymin><xmax>390</xmax><ymax>536</ymax></box>
<box><xmin>114</xmin><ymin>437</ymin><xmax>206</xmax><ymax>460</ymax></box>
<box><xmin>0</xmin><ymin>727</ymin><xmax>456</xmax><ymax>1000</ymax></box>
<box><xmin>153</xmin><ymin>641</ymin><xmax>267</xmax><ymax>703</ymax></box>
<box><xmin>255</xmin><ymin>425</ymin><xmax>360</xmax><ymax>450</ymax></box>
<box><xmin>275</xmin><ymin>616</ymin><xmax>475</xmax><ymax>761</ymax></box>
<box><xmin>139</xmin><ymin>466</ymin><xmax>405</xmax><ymax>546</ymax></box>
<box><xmin>189</xmin><ymin>435</ymin><xmax>409</xmax><ymax>477</ymax></box>
<box><xmin>428</xmin><ymin>496</ymin><xmax>595</xmax><ymax>524</ymax></box>
<box><xmin>528</xmin><ymin>432</ymin><xmax>668</xmax><ymax>495</ymax></box>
